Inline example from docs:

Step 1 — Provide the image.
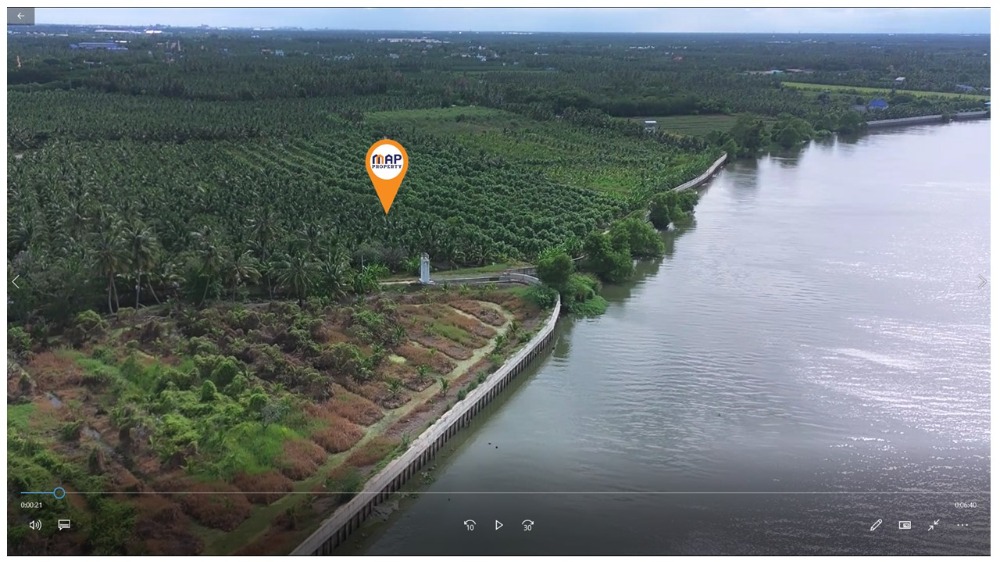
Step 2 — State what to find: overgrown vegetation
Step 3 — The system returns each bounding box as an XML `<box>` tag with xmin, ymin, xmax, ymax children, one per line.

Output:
<box><xmin>7</xmin><ymin>288</ymin><xmax>543</xmax><ymax>555</ymax></box>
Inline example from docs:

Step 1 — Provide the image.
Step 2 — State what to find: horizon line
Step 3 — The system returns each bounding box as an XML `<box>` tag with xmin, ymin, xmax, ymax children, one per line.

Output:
<box><xmin>13</xmin><ymin>24</ymin><xmax>993</xmax><ymax>36</ymax></box>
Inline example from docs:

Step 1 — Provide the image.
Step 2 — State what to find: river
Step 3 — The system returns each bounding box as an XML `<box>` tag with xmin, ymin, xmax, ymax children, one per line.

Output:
<box><xmin>349</xmin><ymin>120</ymin><xmax>990</xmax><ymax>555</ymax></box>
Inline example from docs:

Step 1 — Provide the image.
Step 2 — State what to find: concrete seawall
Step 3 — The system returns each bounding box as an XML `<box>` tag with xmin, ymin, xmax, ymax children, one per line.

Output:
<box><xmin>673</xmin><ymin>153</ymin><xmax>729</xmax><ymax>192</ymax></box>
<box><xmin>292</xmin><ymin>278</ymin><xmax>560</xmax><ymax>555</ymax></box>
<box><xmin>866</xmin><ymin>111</ymin><xmax>989</xmax><ymax>129</ymax></box>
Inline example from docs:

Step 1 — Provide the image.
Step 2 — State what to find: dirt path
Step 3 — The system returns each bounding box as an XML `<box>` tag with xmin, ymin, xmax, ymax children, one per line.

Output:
<box><xmin>200</xmin><ymin>301</ymin><xmax>513</xmax><ymax>555</ymax></box>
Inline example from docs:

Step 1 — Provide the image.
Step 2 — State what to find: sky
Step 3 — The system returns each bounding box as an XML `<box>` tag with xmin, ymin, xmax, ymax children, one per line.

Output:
<box><xmin>35</xmin><ymin>8</ymin><xmax>991</xmax><ymax>34</ymax></box>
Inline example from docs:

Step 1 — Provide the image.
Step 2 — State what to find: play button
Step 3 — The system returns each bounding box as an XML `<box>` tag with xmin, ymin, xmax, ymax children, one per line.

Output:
<box><xmin>495</xmin><ymin>520</ymin><xmax>503</xmax><ymax>531</ymax></box>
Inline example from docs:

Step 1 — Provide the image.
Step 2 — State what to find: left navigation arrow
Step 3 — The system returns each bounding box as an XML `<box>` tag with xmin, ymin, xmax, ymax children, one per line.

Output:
<box><xmin>7</xmin><ymin>8</ymin><xmax>35</xmax><ymax>25</ymax></box>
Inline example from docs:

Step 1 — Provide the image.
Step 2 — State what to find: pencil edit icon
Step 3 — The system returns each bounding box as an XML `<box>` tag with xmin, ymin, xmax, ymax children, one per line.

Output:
<box><xmin>870</xmin><ymin>519</ymin><xmax>882</xmax><ymax>532</ymax></box>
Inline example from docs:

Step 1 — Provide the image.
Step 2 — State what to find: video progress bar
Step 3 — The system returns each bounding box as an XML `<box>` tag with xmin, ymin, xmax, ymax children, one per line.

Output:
<box><xmin>63</xmin><ymin>491</ymin><xmax>989</xmax><ymax>496</ymax></box>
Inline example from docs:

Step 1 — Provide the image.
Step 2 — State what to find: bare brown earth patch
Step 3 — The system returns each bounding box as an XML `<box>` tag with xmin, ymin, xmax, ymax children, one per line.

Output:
<box><xmin>448</xmin><ymin>299</ymin><xmax>507</xmax><ymax>326</ymax></box>
<box><xmin>232</xmin><ymin>470</ymin><xmax>295</xmax><ymax>505</ymax></box>
<box><xmin>153</xmin><ymin>478</ymin><xmax>253</xmax><ymax>531</ymax></box>
<box><xmin>277</xmin><ymin>439</ymin><xmax>328</xmax><ymax>481</ymax></box>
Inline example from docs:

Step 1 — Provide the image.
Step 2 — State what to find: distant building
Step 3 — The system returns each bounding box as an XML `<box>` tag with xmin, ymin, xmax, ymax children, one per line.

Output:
<box><xmin>69</xmin><ymin>42</ymin><xmax>127</xmax><ymax>51</ymax></box>
<box><xmin>868</xmin><ymin>98</ymin><xmax>889</xmax><ymax>111</ymax></box>
<box><xmin>894</xmin><ymin>76</ymin><xmax>906</xmax><ymax>82</ymax></box>
<box><xmin>955</xmin><ymin>84</ymin><xmax>976</xmax><ymax>93</ymax></box>
<box><xmin>274</xmin><ymin>49</ymin><xmax>284</xmax><ymax>57</ymax></box>
<box><xmin>643</xmin><ymin>120</ymin><xmax>658</xmax><ymax>133</ymax></box>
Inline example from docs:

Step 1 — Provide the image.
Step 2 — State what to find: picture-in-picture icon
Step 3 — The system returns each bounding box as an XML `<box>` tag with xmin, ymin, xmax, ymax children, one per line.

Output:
<box><xmin>899</xmin><ymin>521</ymin><xmax>911</xmax><ymax>530</ymax></box>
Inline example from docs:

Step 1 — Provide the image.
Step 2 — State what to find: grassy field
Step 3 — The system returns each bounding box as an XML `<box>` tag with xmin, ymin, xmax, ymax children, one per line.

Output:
<box><xmin>782</xmin><ymin>81</ymin><xmax>990</xmax><ymax>100</ymax></box>
<box><xmin>627</xmin><ymin>114</ymin><xmax>740</xmax><ymax>137</ymax></box>
<box><xmin>366</xmin><ymin>106</ymin><xmax>717</xmax><ymax>196</ymax></box>
<box><xmin>626</xmin><ymin>114</ymin><xmax>780</xmax><ymax>138</ymax></box>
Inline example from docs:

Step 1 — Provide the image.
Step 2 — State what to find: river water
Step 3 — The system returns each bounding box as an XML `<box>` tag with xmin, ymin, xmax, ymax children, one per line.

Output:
<box><xmin>353</xmin><ymin>120</ymin><xmax>991</xmax><ymax>555</ymax></box>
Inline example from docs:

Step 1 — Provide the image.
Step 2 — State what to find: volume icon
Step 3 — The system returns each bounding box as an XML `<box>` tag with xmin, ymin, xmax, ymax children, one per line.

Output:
<box><xmin>29</xmin><ymin>520</ymin><xmax>42</xmax><ymax>531</ymax></box>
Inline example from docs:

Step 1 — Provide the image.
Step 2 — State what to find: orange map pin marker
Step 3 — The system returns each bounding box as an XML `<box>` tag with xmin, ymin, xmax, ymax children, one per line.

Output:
<box><xmin>366</xmin><ymin>139</ymin><xmax>409</xmax><ymax>214</ymax></box>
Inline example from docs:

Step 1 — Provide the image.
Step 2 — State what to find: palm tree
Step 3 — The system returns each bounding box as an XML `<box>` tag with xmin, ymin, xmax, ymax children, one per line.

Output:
<box><xmin>387</xmin><ymin>377</ymin><xmax>403</xmax><ymax>400</ymax></box>
<box><xmin>91</xmin><ymin>220</ymin><xmax>125</xmax><ymax>313</ymax></box>
<box><xmin>249</xmin><ymin>211</ymin><xmax>279</xmax><ymax>296</ymax></box>
<box><xmin>317</xmin><ymin>248</ymin><xmax>350</xmax><ymax>299</ymax></box>
<box><xmin>190</xmin><ymin>227</ymin><xmax>225</xmax><ymax>305</ymax></box>
<box><xmin>352</xmin><ymin>263</ymin><xmax>388</xmax><ymax>295</ymax></box>
<box><xmin>122</xmin><ymin>219</ymin><xmax>157</xmax><ymax>308</ymax></box>
<box><xmin>296</xmin><ymin>223</ymin><xmax>326</xmax><ymax>255</ymax></box>
<box><xmin>416</xmin><ymin>365</ymin><xmax>431</xmax><ymax>385</ymax></box>
<box><xmin>147</xmin><ymin>259</ymin><xmax>183</xmax><ymax>304</ymax></box>
<box><xmin>272</xmin><ymin>250</ymin><xmax>321</xmax><ymax>305</ymax></box>
<box><xmin>224</xmin><ymin>249</ymin><xmax>261</xmax><ymax>301</ymax></box>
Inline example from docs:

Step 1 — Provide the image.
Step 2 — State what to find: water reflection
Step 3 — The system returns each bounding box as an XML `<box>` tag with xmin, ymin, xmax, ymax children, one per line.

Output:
<box><xmin>763</xmin><ymin>146</ymin><xmax>806</xmax><ymax>168</ymax></box>
<box><xmin>836</xmin><ymin>132</ymin><xmax>863</xmax><ymax>145</ymax></box>
<box><xmin>601</xmin><ymin>260</ymin><xmax>661</xmax><ymax>304</ymax></box>
<box><xmin>801</xmin><ymin>139</ymin><xmax>829</xmax><ymax>160</ymax></box>
<box><xmin>600</xmin><ymin>223</ymin><xmax>696</xmax><ymax>304</ymax></box>
<box><xmin>664</xmin><ymin>221</ymin><xmax>696</xmax><ymax>259</ymax></box>
<box><xmin>551</xmin><ymin>324</ymin><xmax>572</xmax><ymax>359</ymax></box>
<box><xmin>722</xmin><ymin>159</ymin><xmax>761</xmax><ymax>202</ymax></box>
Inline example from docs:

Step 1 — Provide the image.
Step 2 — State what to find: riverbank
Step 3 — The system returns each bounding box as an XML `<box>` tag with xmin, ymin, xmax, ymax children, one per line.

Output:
<box><xmin>866</xmin><ymin>110</ymin><xmax>989</xmax><ymax>129</ymax></box>
<box><xmin>291</xmin><ymin>280</ymin><xmax>561</xmax><ymax>555</ymax></box>
<box><xmin>673</xmin><ymin>153</ymin><xmax>729</xmax><ymax>192</ymax></box>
